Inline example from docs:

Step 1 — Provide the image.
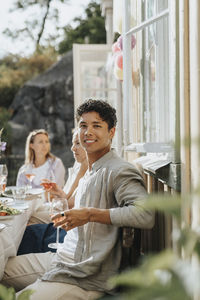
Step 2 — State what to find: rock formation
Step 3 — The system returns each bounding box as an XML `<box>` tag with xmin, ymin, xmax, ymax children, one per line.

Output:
<box><xmin>9</xmin><ymin>50</ymin><xmax>74</xmax><ymax>171</ymax></box>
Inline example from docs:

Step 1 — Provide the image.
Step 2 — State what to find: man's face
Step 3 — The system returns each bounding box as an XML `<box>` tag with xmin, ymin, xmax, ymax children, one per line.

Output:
<box><xmin>78</xmin><ymin>111</ymin><xmax>115</xmax><ymax>161</ymax></box>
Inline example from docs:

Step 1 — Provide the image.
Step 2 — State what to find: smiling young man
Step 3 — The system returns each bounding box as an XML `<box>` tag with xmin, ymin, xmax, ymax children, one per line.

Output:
<box><xmin>2</xmin><ymin>99</ymin><xmax>154</xmax><ymax>300</ymax></box>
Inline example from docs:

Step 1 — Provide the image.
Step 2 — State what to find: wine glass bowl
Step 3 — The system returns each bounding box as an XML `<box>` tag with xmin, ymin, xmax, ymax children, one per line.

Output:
<box><xmin>25</xmin><ymin>172</ymin><xmax>35</xmax><ymax>189</ymax></box>
<box><xmin>0</xmin><ymin>176</ymin><xmax>7</xmax><ymax>195</ymax></box>
<box><xmin>40</xmin><ymin>180</ymin><xmax>56</xmax><ymax>203</ymax></box>
<box><xmin>0</xmin><ymin>164</ymin><xmax>8</xmax><ymax>176</ymax></box>
<box><xmin>48</xmin><ymin>197</ymin><xmax>67</xmax><ymax>250</ymax></box>
<box><xmin>0</xmin><ymin>164</ymin><xmax>8</xmax><ymax>195</ymax></box>
<box><xmin>40</xmin><ymin>181</ymin><xmax>55</xmax><ymax>190</ymax></box>
<box><xmin>25</xmin><ymin>173</ymin><xmax>35</xmax><ymax>182</ymax></box>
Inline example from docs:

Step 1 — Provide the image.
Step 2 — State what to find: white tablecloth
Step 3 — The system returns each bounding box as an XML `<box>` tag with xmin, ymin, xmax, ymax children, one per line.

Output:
<box><xmin>0</xmin><ymin>195</ymin><xmax>46</xmax><ymax>280</ymax></box>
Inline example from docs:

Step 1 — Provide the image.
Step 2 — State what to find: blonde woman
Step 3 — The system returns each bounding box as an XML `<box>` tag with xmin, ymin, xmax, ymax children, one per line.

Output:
<box><xmin>48</xmin><ymin>129</ymin><xmax>88</xmax><ymax>208</ymax></box>
<box><xmin>16</xmin><ymin>129</ymin><xmax>65</xmax><ymax>188</ymax></box>
<box><xmin>17</xmin><ymin>130</ymin><xmax>88</xmax><ymax>254</ymax></box>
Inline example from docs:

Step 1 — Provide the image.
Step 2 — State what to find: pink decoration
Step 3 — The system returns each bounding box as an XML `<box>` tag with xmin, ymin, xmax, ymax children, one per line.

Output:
<box><xmin>112</xmin><ymin>42</ymin><xmax>121</xmax><ymax>54</ymax></box>
<box><xmin>115</xmin><ymin>52</ymin><xmax>123</xmax><ymax>69</ymax></box>
<box><xmin>114</xmin><ymin>66</ymin><xmax>123</xmax><ymax>81</ymax></box>
<box><xmin>117</xmin><ymin>34</ymin><xmax>136</xmax><ymax>50</ymax></box>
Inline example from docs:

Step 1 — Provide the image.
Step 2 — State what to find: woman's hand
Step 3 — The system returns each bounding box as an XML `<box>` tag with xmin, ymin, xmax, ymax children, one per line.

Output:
<box><xmin>41</xmin><ymin>179</ymin><xmax>66</xmax><ymax>198</ymax></box>
<box><xmin>50</xmin><ymin>185</ymin><xmax>66</xmax><ymax>199</ymax></box>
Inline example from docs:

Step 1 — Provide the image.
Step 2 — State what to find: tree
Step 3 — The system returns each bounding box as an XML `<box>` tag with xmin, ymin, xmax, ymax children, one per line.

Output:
<box><xmin>3</xmin><ymin>0</ymin><xmax>69</xmax><ymax>52</ymax></box>
<box><xmin>0</xmin><ymin>1</ymin><xmax>106</xmax><ymax>107</ymax></box>
<box><xmin>58</xmin><ymin>1</ymin><xmax>106</xmax><ymax>54</ymax></box>
<box><xmin>0</xmin><ymin>47</ymin><xmax>57</xmax><ymax>108</ymax></box>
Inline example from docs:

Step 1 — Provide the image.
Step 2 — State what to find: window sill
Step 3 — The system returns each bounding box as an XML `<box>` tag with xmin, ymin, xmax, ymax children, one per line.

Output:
<box><xmin>133</xmin><ymin>155</ymin><xmax>181</xmax><ymax>192</ymax></box>
<box><xmin>124</xmin><ymin>142</ymin><xmax>174</xmax><ymax>153</ymax></box>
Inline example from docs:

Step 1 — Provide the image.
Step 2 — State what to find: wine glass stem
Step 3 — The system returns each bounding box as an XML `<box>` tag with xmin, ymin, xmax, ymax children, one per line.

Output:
<box><xmin>56</xmin><ymin>227</ymin><xmax>60</xmax><ymax>245</ymax></box>
<box><xmin>47</xmin><ymin>191</ymin><xmax>50</xmax><ymax>203</ymax></box>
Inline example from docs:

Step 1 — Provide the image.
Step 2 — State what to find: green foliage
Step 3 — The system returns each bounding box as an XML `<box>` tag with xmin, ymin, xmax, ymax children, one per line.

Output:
<box><xmin>109</xmin><ymin>193</ymin><xmax>200</xmax><ymax>300</ymax></box>
<box><xmin>0</xmin><ymin>47</ymin><xmax>57</xmax><ymax>108</ymax></box>
<box><xmin>110</xmin><ymin>251</ymin><xmax>192</xmax><ymax>300</ymax></box>
<box><xmin>139</xmin><ymin>193</ymin><xmax>182</xmax><ymax>220</ymax></box>
<box><xmin>58</xmin><ymin>1</ymin><xmax>106</xmax><ymax>54</ymax></box>
<box><xmin>0</xmin><ymin>284</ymin><xmax>34</xmax><ymax>300</ymax></box>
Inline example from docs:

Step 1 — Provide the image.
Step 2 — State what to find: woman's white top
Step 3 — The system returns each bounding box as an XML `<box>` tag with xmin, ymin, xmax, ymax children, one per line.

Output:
<box><xmin>63</xmin><ymin>161</ymin><xmax>81</xmax><ymax>194</ymax></box>
<box><xmin>16</xmin><ymin>157</ymin><xmax>66</xmax><ymax>188</ymax></box>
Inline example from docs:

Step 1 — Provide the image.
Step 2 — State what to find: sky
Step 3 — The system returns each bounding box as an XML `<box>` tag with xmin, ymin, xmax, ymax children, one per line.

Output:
<box><xmin>0</xmin><ymin>0</ymin><xmax>92</xmax><ymax>57</ymax></box>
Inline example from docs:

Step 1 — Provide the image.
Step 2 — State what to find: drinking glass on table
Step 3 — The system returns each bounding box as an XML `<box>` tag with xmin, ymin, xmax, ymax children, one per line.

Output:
<box><xmin>25</xmin><ymin>165</ymin><xmax>35</xmax><ymax>189</ymax></box>
<box><xmin>48</xmin><ymin>198</ymin><xmax>68</xmax><ymax>249</ymax></box>
<box><xmin>0</xmin><ymin>164</ymin><xmax>8</xmax><ymax>195</ymax></box>
<box><xmin>12</xmin><ymin>186</ymin><xmax>27</xmax><ymax>204</ymax></box>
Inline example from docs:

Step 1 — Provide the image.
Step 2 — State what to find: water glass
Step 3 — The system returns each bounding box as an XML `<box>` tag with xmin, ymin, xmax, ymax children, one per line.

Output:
<box><xmin>12</xmin><ymin>186</ymin><xmax>27</xmax><ymax>204</ymax></box>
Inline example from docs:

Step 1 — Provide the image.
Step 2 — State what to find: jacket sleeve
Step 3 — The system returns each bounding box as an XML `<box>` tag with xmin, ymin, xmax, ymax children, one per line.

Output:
<box><xmin>109</xmin><ymin>166</ymin><xmax>155</xmax><ymax>229</ymax></box>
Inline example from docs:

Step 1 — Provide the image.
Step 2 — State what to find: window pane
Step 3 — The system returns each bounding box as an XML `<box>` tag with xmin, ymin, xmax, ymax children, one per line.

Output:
<box><xmin>128</xmin><ymin>0</ymin><xmax>169</xmax><ymax>145</ymax></box>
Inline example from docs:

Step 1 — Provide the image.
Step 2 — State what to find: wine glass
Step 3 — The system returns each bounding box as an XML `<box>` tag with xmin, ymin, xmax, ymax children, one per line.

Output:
<box><xmin>0</xmin><ymin>164</ymin><xmax>8</xmax><ymax>195</ymax></box>
<box><xmin>25</xmin><ymin>165</ymin><xmax>35</xmax><ymax>189</ymax></box>
<box><xmin>40</xmin><ymin>180</ymin><xmax>55</xmax><ymax>203</ymax></box>
<box><xmin>40</xmin><ymin>171</ymin><xmax>56</xmax><ymax>202</ymax></box>
<box><xmin>48</xmin><ymin>198</ymin><xmax>68</xmax><ymax>250</ymax></box>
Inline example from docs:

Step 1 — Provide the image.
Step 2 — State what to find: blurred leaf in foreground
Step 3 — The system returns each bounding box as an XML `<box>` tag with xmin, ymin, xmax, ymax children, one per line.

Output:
<box><xmin>0</xmin><ymin>284</ymin><xmax>34</xmax><ymax>300</ymax></box>
<box><xmin>110</xmin><ymin>251</ymin><xmax>193</xmax><ymax>300</ymax></box>
<box><xmin>138</xmin><ymin>193</ymin><xmax>184</xmax><ymax>220</ymax></box>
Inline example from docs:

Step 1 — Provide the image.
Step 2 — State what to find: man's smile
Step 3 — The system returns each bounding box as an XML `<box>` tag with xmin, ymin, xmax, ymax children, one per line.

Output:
<box><xmin>84</xmin><ymin>139</ymin><xmax>96</xmax><ymax>143</ymax></box>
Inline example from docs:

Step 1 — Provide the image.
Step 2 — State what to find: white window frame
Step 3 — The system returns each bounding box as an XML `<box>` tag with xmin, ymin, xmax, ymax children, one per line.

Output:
<box><xmin>121</xmin><ymin>0</ymin><xmax>179</xmax><ymax>162</ymax></box>
<box><xmin>73</xmin><ymin>43</ymin><xmax>122</xmax><ymax>154</ymax></box>
<box><xmin>73</xmin><ymin>44</ymin><xmax>112</xmax><ymax>115</ymax></box>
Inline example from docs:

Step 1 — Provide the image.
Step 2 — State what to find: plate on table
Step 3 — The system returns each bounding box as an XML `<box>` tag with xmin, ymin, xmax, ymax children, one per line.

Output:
<box><xmin>0</xmin><ymin>215</ymin><xmax>13</xmax><ymax>220</ymax></box>
<box><xmin>0</xmin><ymin>214</ymin><xmax>22</xmax><ymax>220</ymax></box>
<box><xmin>8</xmin><ymin>203</ymin><xmax>29</xmax><ymax>211</ymax></box>
<box><xmin>0</xmin><ymin>211</ymin><xmax>23</xmax><ymax>220</ymax></box>
<box><xmin>3</xmin><ymin>186</ymin><xmax>15</xmax><ymax>198</ymax></box>
<box><xmin>26</xmin><ymin>188</ymin><xmax>44</xmax><ymax>195</ymax></box>
<box><xmin>0</xmin><ymin>223</ymin><xmax>6</xmax><ymax>231</ymax></box>
<box><xmin>0</xmin><ymin>202</ymin><xmax>23</xmax><ymax>219</ymax></box>
<box><xmin>0</xmin><ymin>197</ymin><xmax>14</xmax><ymax>204</ymax></box>
<box><xmin>25</xmin><ymin>188</ymin><xmax>44</xmax><ymax>201</ymax></box>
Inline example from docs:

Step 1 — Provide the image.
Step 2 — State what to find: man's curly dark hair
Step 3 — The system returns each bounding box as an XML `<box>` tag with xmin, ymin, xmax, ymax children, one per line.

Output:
<box><xmin>76</xmin><ymin>99</ymin><xmax>117</xmax><ymax>130</ymax></box>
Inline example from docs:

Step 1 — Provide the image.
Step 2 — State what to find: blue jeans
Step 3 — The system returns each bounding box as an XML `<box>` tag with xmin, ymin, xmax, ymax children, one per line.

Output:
<box><xmin>17</xmin><ymin>223</ymin><xmax>67</xmax><ymax>254</ymax></box>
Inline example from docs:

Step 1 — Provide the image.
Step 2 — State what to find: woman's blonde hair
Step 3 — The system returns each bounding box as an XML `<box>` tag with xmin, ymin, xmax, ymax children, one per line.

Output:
<box><xmin>25</xmin><ymin>129</ymin><xmax>55</xmax><ymax>164</ymax></box>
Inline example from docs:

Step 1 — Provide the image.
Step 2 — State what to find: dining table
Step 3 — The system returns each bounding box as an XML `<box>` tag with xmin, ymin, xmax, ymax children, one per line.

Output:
<box><xmin>0</xmin><ymin>189</ymin><xmax>47</xmax><ymax>280</ymax></box>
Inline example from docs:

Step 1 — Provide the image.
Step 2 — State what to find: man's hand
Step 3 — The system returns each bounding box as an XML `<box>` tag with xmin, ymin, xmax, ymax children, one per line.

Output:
<box><xmin>51</xmin><ymin>207</ymin><xmax>111</xmax><ymax>231</ymax></box>
<box><xmin>51</xmin><ymin>208</ymin><xmax>90</xmax><ymax>231</ymax></box>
